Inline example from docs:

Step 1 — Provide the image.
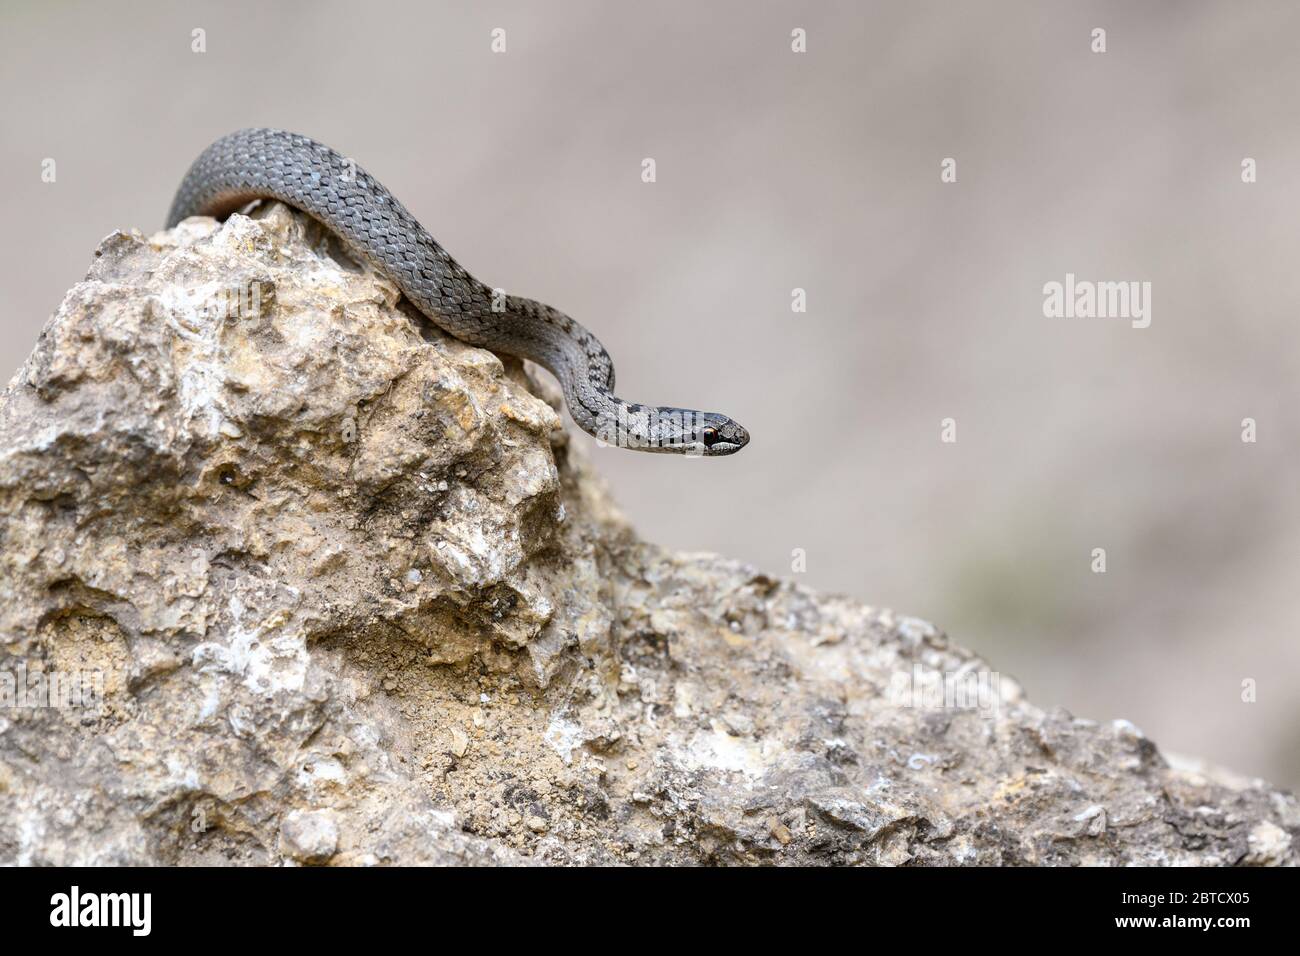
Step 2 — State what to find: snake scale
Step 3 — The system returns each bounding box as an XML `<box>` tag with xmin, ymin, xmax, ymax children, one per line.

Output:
<box><xmin>167</xmin><ymin>129</ymin><xmax>749</xmax><ymax>456</ymax></box>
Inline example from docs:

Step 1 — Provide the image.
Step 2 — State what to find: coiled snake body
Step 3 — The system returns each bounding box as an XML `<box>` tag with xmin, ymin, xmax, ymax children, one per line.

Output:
<box><xmin>167</xmin><ymin>129</ymin><xmax>749</xmax><ymax>456</ymax></box>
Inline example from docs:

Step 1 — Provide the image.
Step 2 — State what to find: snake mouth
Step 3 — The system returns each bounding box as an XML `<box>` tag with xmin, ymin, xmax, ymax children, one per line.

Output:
<box><xmin>703</xmin><ymin>424</ymin><xmax>749</xmax><ymax>456</ymax></box>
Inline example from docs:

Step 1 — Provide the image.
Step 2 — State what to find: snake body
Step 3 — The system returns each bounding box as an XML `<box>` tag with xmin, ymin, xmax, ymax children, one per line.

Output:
<box><xmin>167</xmin><ymin>128</ymin><xmax>748</xmax><ymax>455</ymax></box>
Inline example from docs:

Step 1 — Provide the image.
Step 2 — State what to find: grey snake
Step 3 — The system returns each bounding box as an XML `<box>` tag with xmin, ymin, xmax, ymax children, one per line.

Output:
<box><xmin>167</xmin><ymin>128</ymin><xmax>749</xmax><ymax>456</ymax></box>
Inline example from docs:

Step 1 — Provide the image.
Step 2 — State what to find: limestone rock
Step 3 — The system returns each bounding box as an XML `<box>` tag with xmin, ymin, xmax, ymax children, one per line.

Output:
<box><xmin>279</xmin><ymin>809</ymin><xmax>339</xmax><ymax>865</ymax></box>
<box><xmin>0</xmin><ymin>204</ymin><xmax>1294</xmax><ymax>866</ymax></box>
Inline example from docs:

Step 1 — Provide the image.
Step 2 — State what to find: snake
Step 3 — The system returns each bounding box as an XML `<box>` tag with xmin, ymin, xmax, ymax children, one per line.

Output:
<box><xmin>166</xmin><ymin>128</ymin><xmax>749</xmax><ymax>456</ymax></box>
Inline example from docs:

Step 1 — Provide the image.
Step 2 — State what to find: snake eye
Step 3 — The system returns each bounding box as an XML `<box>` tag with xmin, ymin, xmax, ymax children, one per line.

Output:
<box><xmin>701</xmin><ymin>427</ymin><xmax>719</xmax><ymax>447</ymax></box>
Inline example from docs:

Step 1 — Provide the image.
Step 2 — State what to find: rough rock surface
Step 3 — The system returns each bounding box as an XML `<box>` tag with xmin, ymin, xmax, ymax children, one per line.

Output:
<box><xmin>0</xmin><ymin>205</ymin><xmax>1294</xmax><ymax>866</ymax></box>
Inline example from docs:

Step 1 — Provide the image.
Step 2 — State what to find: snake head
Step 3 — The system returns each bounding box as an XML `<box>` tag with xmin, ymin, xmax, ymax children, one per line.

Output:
<box><xmin>693</xmin><ymin>414</ymin><xmax>750</xmax><ymax>456</ymax></box>
<box><xmin>594</xmin><ymin>405</ymin><xmax>750</xmax><ymax>455</ymax></box>
<box><xmin>651</xmin><ymin>409</ymin><xmax>748</xmax><ymax>456</ymax></box>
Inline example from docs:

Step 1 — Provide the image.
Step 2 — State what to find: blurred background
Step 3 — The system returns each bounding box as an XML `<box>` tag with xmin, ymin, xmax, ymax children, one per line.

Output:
<box><xmin>2</xmin><ymin>0</ymin><xmax>1296</xmax><ymax>788</ymax></box>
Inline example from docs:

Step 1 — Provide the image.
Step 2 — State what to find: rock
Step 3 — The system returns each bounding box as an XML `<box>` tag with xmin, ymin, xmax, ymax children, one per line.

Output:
<box><xmin>279</xmin><ymin>809</ymin><xmax>339</xmax><ymax>864</ymax></box>
<box><xmin>0</xmin><ymin>203</ymin><xmax>1294</xmax><ymax>866</ymax></box>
